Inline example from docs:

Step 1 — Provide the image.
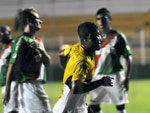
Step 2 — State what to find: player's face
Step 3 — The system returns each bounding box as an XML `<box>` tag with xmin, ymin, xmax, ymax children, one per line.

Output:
<box><xmin>29</xmin><ymin>11</ymin><xmax>42</xmax><ymax>31</ymax></box>
<box><xmin>86</xmin><ymin>31</ymin><xmax>102</xmax><ymax>51</ymax></box>
<box><xmin>96</xmin><ymin>14</ymin><xmax>110</xmax><ymax>29</ymax></box>
<box><xmin>0</xmin><ymin>26</ymin><xmax>11</xmax><ymax>43</ymax></box>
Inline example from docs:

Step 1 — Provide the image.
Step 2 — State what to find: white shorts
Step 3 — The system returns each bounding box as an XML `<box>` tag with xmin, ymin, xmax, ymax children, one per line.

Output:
<box><xmin>89</xmin><ymin>71</ymin><xmax>128</xmax><ymax>105</ymax></box>
<box><xmin>53</xmin><ymin>84</ymin><xmax>87</xmax><ymax>113</ymax></box>
<box><xmin>2</xmin><ymin>81</ymin><xmax>18</xmax><ymax>113</ymax></box>
<box><xmin>18</xmin><ymin>80</ymin><xmax>51</xmax><ymax>113</ymax></box>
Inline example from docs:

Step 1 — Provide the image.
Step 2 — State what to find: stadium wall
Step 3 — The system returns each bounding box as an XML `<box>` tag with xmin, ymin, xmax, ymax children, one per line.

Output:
<box><xmin>0</xmin><ymin>12</ymin><xmax>150</xmax><ymax>80</ymax></box>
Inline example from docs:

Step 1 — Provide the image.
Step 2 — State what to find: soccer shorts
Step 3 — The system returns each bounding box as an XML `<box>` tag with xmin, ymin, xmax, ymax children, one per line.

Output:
<box><xmin>2</xmin><ymin>81</ymin><xmax>18</xmax><ymax>113</ymax></box>
<box><xmin>18</xmin><ymin>80</ymin><xmax>51</xmax><ymax>113</ymax></box>
<box><xmin>53</xmin><ymin>84</ymin><xmax>87</xmax><ymax>113</ymax></box>
<box><xmin>89</xmin><ymin>71</ymin><xmax>128</xmax><ymax>105</ymax></box>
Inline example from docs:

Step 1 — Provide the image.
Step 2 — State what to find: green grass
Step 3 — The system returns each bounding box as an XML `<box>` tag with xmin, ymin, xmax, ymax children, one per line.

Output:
<box><xmin>0</xmin><ymin>79</ymin><xmax>150</xmax><ymax>113</ymax></box>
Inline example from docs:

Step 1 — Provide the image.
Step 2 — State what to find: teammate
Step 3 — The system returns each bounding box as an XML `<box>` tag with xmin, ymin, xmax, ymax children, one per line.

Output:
<box><xmin>0</xmin><ymin>25</ymin><xmax>18</xmax><ymax>113</ymax></box>
<box><xmin>3</xmin><ymin>8</ymin><xmax>51</xmax><ymax>113</ymax></box>
<box><xmin>88</xmin><ymin>8</ymin><xmax>132</xmax><ymax>113</ymax></box>
<box><xmin>53</xmin><ymin>22</ymin><xmax>113</xmax><ymax>113</ymax></box>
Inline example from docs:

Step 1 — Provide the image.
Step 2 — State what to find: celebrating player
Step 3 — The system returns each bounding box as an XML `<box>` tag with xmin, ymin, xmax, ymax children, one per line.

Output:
<box><xmin>3</xmin><ymin>8</ymin><xmax>52</xmax><ymax>113</ymax></box>
<box><xmin>88</xmin><ymin>8</ymin><xmax>132</xmax><ymax>113</ymax></box>
<box><xmin>53</xmin><ymin>22</ymin><xmax>113</xmax><ymax>113</ymax></box>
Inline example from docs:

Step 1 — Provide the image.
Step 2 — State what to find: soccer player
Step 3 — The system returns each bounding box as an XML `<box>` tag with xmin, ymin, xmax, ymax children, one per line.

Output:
<box><xmin>88</xmin><ymin>8</ymin><xmax>132</xmax><ymax>113</ymax></box>
<box><xmin>53</xmin><ymin>22</ymin><xmax>113</xmax><ymax>113</ymax></box>
<box><xmin>3</xmin><ymin>8</ymin><xmax>51</xmax><ymax>113</ymax></box>
<box><xmin>0</xmin><ymin>25</ymin><xmax>18</xmax><ymax>113</ymax></box>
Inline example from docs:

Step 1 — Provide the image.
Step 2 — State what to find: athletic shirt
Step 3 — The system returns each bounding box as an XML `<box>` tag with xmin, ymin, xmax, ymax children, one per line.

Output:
<box><xmin>9</xmin><ymin>33</ymin><xmax>46</xmax><ymax>82</ymax></box>
<box><xmin>0</xmin><ymin>43</ymin><xmax>12</xmax><ymax>86</ymax></box>
<box><xmin>95</xmin><ymin>30</ymin><xmax>132</xmax><ymax>75</ymax></box>
<box><xmin>59</xmin><ymin>43</ymin><xmax>95</xmax><ymax>98</ymax></box>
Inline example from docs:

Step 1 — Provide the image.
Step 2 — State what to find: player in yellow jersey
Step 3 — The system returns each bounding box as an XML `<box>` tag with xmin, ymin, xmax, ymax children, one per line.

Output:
<box><xmin>53</xmin><ymin>22</ymin><xmax>113</xmax><ymax>113</ymax></box>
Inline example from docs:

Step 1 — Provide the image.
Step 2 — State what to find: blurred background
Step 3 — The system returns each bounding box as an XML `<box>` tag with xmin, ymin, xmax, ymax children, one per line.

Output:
<box><xmin>0</xmin><ymin>0</ymin><xmax>150</xmax><ymax>81</ymax></box>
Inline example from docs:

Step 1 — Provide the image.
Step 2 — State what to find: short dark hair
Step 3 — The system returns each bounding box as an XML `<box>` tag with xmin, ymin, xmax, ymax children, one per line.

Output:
<box><xmin>96</xmin><ymin>8</ymin><xmax>112</xmax><ymax>21</ymax></box>
<box><xmin>14</xmin><ymin>7</ymin><xmax>38</xmax><ymax>31</ymax></box>
<box><xmin>77</xmin><ymin>22</ymin><xmax>99</xmax><ymax>42</ymax></box>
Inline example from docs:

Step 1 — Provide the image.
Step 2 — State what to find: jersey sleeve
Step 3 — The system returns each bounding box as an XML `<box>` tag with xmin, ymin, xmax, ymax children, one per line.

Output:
<box><xmin>72</xmin><ymin>60</ymin><xmax>90</xmax><ymax>82</ymax></box>
<box><xmin>118</xmin><ymin>32</ymin><xmax>132</xmax><ymax>57</ymax></box>
<box><xmin>9</xmin><ymin>37</ymin><xmax>24</xmax><ymax>64</ymax></box>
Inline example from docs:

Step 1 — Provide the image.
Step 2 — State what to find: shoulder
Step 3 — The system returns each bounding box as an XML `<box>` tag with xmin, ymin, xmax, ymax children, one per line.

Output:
<box><xmin>112</xmin><ymin>29</ymin><xmax>127</xmax><ymax>40</ymax></box>
<box><xmin>69</xmin><ymin>43</ymin><xmax>81</xmax><ymax>54</ymax></box>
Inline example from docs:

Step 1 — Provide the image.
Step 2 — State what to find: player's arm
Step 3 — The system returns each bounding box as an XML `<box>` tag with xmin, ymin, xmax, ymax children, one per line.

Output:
<box><xmin>59</xmin><ymin>49</ymin><xmax>67</xmax><ymax>69</ymax></box>
<box><xmin>3</xmin><ymin>63</ymin><xmax>13</xmax><ymax>104</ymax></box>
<box><xmin>59</xmin><ymin>47</ymin><xmax>71</xmax><ymax>69</ymax></box>
<box><xmin>72</xmin><ymin>76</ymin><xmax>113</xmax><ymax>94</ymax></box>
<box><xmin>3</xmin><ymin>40</ymin><xmax>23</xmax><ymax>104</ymax></box>
<box><xmin>71</xmin><ymin>61</ymin><xmax>113</xmax><ymax>94</ymax></box>
<box><xmin>40</xmin><ymin>49</ymin><xmax>51</xmax><ymax>67</ymax></box>
<box><xmin>119</xmin><ymin>32</ymin><xmax>132</xmax><ymax>91</ymax></box>
<box><xmin>30</xmin><ymin>41</ymin><xmax>51</xmax><ymax>67</ymax></box>
<box><xmin>124</xmin><ymin>55</ymin><xmax>132</xmax><ymax>91</ymax></box>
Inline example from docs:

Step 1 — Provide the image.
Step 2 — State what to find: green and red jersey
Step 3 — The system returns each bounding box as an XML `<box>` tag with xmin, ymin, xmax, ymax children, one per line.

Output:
<box><xmin>0</xmin><ymin>42</ymin><xmax>13</xmax><ymax>86</ymax></box>
<box><xmin>95</xmin><ymin>30</ymin><xmax>132</xmax><ymax>75</ymax></box>
<box><xmin>9</xmin><ymin>33</ymin><xmax>47</xmax><ymax>83</ymax></box>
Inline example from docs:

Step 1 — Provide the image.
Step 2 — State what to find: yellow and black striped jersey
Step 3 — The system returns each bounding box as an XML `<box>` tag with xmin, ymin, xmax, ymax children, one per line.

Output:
<box><xmin>59</xmin><ymin>43</ymin><xmax>95</xmax><ymax>98</ymax></box>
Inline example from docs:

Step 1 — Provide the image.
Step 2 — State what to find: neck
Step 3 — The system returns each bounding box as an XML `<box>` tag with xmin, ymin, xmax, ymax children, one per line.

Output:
<box><xmin>102</xmin><ymin>26</ymin><xmax>112</xmax><ymax>36</ymax></box>
<box><xmin>24</xmin><ymin>25</ymin><xmax>36</xmax><ymax>38</ymax></box>
<box><xmin>82</xmin><ymin>45</ymin><xmax>94</xmax><ymax>57</ymax></box>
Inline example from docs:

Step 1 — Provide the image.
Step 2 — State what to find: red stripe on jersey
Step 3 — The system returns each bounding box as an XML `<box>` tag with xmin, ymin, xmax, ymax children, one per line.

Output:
<box><xmin>95</xmin><ymin>55</ymin><xmax>100</xmax><ymax>69</ymax></box>
<box><xmin>0</xmin><ymin>44</ymin><xmax>10</xmax><ymax>58</ymax></box>
<box><xmin>36</xmin><ymin>37</ymin><xmax>41</xmax><ymax>44</ymax></box>
<box><xmin>101</xmin><ymin>34</ymin><xmax>116</xmax><ymax>48</ymax></box>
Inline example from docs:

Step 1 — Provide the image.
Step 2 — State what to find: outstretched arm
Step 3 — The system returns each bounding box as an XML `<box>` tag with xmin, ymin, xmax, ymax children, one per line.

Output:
<box><xmin>72</xmin><ymin>76</ymin><xmax>113</xmax><ymax>94</ymax></box>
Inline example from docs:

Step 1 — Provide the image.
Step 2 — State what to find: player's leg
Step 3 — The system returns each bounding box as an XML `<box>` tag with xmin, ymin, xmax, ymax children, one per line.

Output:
<box><xmin>18</xmin><ymin>80</ymin><xmax>51</xmax><ymax>113</ymax></box>
<box><xmin>88</xmin><ymin>75</ymin><xmax>111</xmax><ymax>113</ymax></box>
<box><xmin>116</xmin><ymin>104</ymin><xmax>127</xmax><ymax>113</ymax></box>
<box><xmin>88</xmin><ymin>104</ymin><xmax>102</xmax><ymax>113</ymax></box>
<box><xmin>88</xmin><ymin>87</ymin><xmax>109</xmax><ymax>113</ymax></box>
<box><xmin>2</xmin><ymin>81</ymin><xmax>19</xmax><ymax>113</ymax></box>
<box><xmin>7</xmin><ymin>81</ymin><xmax>18</xmax><ymax>113</ymax></box>
<box><xmin>106</xmin><ymin>72</ymin><xmax>128</xmax><ymax>113</ymax></box>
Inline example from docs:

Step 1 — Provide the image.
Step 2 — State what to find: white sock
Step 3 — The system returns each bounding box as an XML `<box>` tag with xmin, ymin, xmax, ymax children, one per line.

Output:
<box><xmin>117</xmin><ymin>109</ymin><xmax>127</xmax><ymax>113</ymax></box>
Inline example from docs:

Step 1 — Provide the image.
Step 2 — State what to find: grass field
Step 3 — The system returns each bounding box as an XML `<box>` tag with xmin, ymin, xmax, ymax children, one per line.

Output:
<box><xmin>0</xmin><ymin>79</ymin><xmax>150</xmax><ymax>113</ymax></box>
